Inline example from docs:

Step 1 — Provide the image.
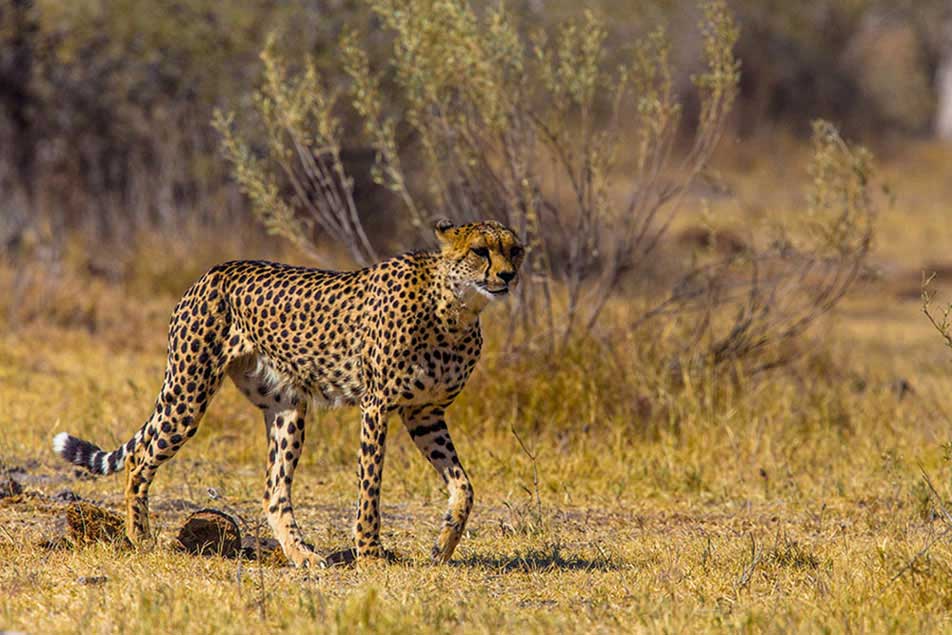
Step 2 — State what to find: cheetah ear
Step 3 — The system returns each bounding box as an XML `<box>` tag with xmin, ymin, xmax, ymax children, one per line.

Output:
<box><xmin>433</xmin><ymin>217</ymin><xmax>456</xmax><ymax>245</ymax></box>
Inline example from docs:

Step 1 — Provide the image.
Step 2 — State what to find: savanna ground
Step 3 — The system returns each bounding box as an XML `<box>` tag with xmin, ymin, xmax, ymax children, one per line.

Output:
<box><xmin>3</xmin><ymin>140</ymin><xmax>952</xmax><ymax>634</ymax></box>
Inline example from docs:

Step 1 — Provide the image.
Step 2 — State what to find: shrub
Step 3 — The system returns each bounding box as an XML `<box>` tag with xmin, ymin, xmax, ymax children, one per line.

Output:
<box><xmin>654</xmin><ymin>121</ymin><xmax>875</xmax><ymax>372</ymax></box>
<box><xmin>217</xmin><ymin>0</ymin><xmax>739</xmax><ymax>344</ymax></box>
<box><xmin>217</xmin><ymin>0</ymin><xmax>877</xmax><ymax>363</ymax></box>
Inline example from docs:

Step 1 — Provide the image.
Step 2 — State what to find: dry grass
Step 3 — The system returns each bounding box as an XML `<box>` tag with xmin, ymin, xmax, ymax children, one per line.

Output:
<box><xmin>4</xmin><ymin>146</ymin><xmax>952</xmax><ymax>633</ymax></box>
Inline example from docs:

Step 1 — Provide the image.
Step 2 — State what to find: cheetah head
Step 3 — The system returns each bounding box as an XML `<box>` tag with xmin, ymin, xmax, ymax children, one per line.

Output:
<box><xmin>434</xmin><ymin>218</ymin><xmax>525</xmax><ymax>302</ymax></box>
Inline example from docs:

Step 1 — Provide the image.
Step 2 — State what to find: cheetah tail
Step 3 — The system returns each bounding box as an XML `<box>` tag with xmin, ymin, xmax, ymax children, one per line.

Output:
<box><xmin>52</xmin><ymin>429</ymin><xmax>141</xmax><ymax>476</ymax></box>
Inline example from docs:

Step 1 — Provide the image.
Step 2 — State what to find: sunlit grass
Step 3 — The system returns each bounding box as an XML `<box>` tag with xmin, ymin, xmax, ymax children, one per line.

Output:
<box><xmin>3</xmin><ymin>147</ymin><xmax>952</xmax><ymax>632</ymax></box>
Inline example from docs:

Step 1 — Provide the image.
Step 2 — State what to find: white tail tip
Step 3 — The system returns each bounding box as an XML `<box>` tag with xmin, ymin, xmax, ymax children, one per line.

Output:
<box><xmin>52</xmin><ymin>432</ymin><xmax>70</xmax><ymax>456</ymax></box>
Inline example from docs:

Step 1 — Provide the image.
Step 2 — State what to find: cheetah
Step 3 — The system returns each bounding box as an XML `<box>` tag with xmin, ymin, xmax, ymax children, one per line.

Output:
<box><xmin>52</xmin><ymin>219</ymin><xmax>524</xmax><ymax>567</ymax></box>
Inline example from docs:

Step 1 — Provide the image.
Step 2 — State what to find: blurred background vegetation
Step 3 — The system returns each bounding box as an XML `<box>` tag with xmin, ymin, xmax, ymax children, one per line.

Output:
<box><xmin>1</xmin><ymin>0</ymin><xmax>949</xmax><ymax>244</ymax></box>
<box><xmin>0</xmin><ymin>0</ymin><xmax>950</xmax><ymax>358</ymax></box>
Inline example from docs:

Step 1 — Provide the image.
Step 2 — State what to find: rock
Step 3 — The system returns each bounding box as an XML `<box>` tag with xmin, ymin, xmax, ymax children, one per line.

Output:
<box><xmin>175</xmin><ymin>509</ymin><xmax>241</xmax><ymax>558</ymax></box>
<box><xmin>66</xmin><ymin>502</ymin><xmax>126</xmax><ymax>546</ymax></box>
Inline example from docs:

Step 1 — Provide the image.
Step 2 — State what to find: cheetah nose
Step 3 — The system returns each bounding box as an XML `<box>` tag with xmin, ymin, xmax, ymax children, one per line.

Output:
<box><xmin>498</xmin><ymin>270</ymin><xmax>516</xmax><ymax>283</ymax></box>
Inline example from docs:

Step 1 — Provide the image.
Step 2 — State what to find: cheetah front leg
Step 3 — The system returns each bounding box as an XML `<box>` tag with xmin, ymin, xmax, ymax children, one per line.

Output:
<box><xmin>400</xmin><ymin>405</ymin><xmax>473</xmax><ymax>563</ymax></box>
<box><xmin>353</xmin><ymin>398</ymin><xmax>389</xmax><ymax>561</ymax></box>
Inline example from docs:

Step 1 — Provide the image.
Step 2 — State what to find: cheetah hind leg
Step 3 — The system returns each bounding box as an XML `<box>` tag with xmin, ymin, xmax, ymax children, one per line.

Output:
<box><xmin>123</xmin><ymin>369</ymin><xmax>229</xmax><ymax>546</ymax></box>
<box><xmin>123</xmin><ymin>328</ymin><xmax>233</xmax><ymax>547</ymax></box>
<box><xmin>228</xmin><ymin>358</ymin><xmax>321</xmax><ymax>568</ymax></box>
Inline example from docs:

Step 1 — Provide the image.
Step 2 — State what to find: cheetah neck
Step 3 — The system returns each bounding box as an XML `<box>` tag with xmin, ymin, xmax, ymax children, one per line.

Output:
<box><xmin>453</xmin><ymin>281</ymin><xmax>492</xmax><ymax>315</ymax></box>
<box><xmin>433</xmin><ymin>260</ymin><xmax>490</xmax><ymax>333</ymax></box>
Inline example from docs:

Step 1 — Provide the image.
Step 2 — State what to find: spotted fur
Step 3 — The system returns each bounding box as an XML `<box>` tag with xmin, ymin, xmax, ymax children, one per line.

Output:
<box><xmin>53</xmin><ymin>219</ymin><xmax>525</xmax><ymax>567</ymax></box>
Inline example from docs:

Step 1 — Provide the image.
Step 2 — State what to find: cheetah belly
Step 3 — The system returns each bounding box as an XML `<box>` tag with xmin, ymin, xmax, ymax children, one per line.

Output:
<box><xmin>302</xmin><ymin>354</ymin><xmax>365</xmax><ymax>408</ymax></box>
<box><xmin>251</xmin><ymin>352</ymin><xmax>365</xmax><ymax>409</ymax></box>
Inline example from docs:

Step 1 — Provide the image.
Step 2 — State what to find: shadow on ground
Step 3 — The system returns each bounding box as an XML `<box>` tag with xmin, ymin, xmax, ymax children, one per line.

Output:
<box><xmin>457</xmin><ymin>545</ymin><xmax>626</xmax><ymax>572</ymax></box>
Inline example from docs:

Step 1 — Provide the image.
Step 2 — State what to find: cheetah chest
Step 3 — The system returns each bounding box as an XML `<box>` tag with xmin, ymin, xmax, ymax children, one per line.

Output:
<box><xmin>397</xmin><ymin>346</ymin><xmax>478</xmax><ymax>405</ymax></box>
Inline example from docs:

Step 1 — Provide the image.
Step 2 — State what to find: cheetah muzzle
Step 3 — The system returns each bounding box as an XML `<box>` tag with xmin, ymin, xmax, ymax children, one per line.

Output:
<box><xmin>52</xmin><ymin>219</ymin><xmax>525</xmax><ymax>567</ymax></box>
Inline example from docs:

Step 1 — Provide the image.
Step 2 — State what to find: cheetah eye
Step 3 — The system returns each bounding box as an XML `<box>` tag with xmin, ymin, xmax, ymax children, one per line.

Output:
<box><xmin>470</xmin><ymin>247</ymin><xmax>489</xmax><ymax>259</ymax></box>
<box><xmin>510</xmin><ymin>246</ymin><xmax>524</xmax><ymax>259</ymax></box>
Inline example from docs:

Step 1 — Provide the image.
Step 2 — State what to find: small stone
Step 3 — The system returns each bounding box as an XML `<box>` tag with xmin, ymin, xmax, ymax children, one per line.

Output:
<box><xmin>77</xmin><ymin>575</ymin><xmax>108</xmax><ymax>586</ymax></box>
<box><xmin>175</xmin><ymin>509</ymin><xmax>241</xmax><ymax>558</ymax></box>
<box><xmin>35</xmin><ymin>535</ymin><xmax>71</xmax><ymax>551</ymax></box>
<box><xmin>66</xmin><ymin>502</ymin><xmax>126</xmax><ymax>546</ymax></box>
<box><xmin>53</xmin><ymin>489</ymin><xmax>81</xmax><ymax>503</ymax></box>
<box><xmin>0</xmin><ymin>478</ymin><xmax>22</xmax><ymax>499</ymax></box>
<box><xmin>324</xmin><ymin>547</ymin><xmax>358</xmax><ymax>567</ymax></box>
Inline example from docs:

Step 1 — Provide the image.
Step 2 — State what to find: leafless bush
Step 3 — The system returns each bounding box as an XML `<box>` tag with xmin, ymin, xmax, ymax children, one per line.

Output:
<box><xmin>650</xmin><ymin>121</ymin><xmax>876</xmax><ymax>372</ymax></box>
<box><xmin>214</xmin><ymin>39</ymin><xmax>378</xmax><ymax>268</ymax></box>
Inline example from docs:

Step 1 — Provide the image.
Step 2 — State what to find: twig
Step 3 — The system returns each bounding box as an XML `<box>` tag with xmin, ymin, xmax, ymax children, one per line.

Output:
<box><xmin>922</xmin><ymin>273</ymin><xmax>952</xmax><ymax>349</ymax></box>
<box><xmin>883</xmin><ymin>526</ymin><xmax>952</xmax><ymax>590</ymax></box>
<box><xmin>918</xmin><ymin>465</ymin><xmax>952</xmax><ymax>528</ymax></box>
<box><xmin>881</xmin><ymin>467</ymin><xmax>952</xmax><ymax>595</ymax></box>
<box><xmin>734</xmin><ymin>533</ymin><xmax>761</xmax><ymax>591</ymax></box>
<box><xmin>510</xmin><ymin>420</ymin><xmax>543</xmax><ymax>527</ymax></box>
<box><xmin>253</xmin><ymin>519</ymin><xmax>266</xmax><ymax>621</ymax></box>
<box><xmin>208</xmin><ymin>489</ymin><xmax>268</xmax><ymax>620</ymax></box>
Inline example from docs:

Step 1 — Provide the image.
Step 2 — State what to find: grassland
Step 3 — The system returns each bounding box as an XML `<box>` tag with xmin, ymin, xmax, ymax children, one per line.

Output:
<box><xmin>3</xmin><ymin>143</ymin><xmax>952</xmax><ymax>634</ymax></box>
